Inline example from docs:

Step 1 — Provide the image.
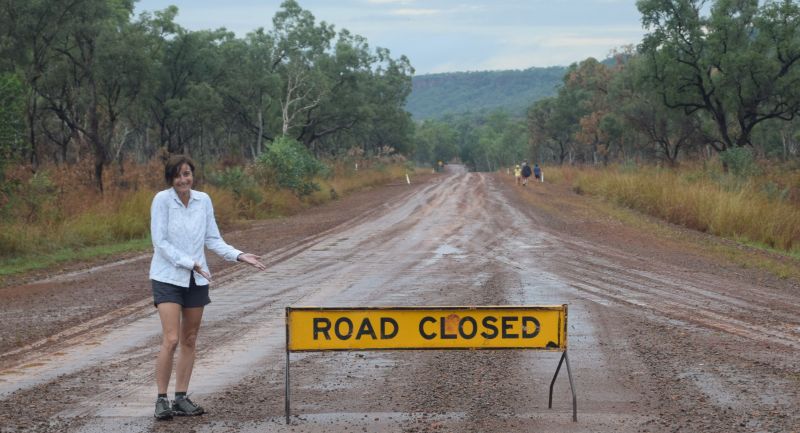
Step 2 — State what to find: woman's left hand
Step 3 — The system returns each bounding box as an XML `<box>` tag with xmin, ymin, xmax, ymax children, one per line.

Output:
<box><xmin>238</xmin><ymin>253</ymin><xmax>266</xmax><ymax>271</ymax></box>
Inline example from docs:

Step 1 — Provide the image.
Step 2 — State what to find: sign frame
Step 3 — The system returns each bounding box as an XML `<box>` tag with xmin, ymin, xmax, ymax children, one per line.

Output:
<box><xmin>284</xmin><ymin>305</ymin><xmax>577</xmax><ymax>424</ymax></box>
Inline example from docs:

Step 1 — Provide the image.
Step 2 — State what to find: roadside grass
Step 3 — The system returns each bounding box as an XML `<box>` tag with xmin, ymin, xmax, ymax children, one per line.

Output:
<box><xmin>0</xmin><ymin>159</ymin><xmax>410</xmax><ymax>279</ymax></box>
<box><xmin>0</xmin><ymin>238</ymin><xmax>152</xmax><ymax>277</ymax></box>
<box><xmin>539</xmin><ymin>163</ymin><xmax>800</xmax><ymax>280</ymax></box>
<box><xmin>310</xmin><ymin>161</ymin><xmax>410</xmax><ymax>204</ymax></box>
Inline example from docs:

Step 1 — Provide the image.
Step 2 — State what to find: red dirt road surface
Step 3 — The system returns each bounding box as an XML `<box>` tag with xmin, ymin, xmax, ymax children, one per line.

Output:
<box><xmin>1</xmin><ymin>165</ymin><xmax>798</xmax><ymax>432</ymax></box>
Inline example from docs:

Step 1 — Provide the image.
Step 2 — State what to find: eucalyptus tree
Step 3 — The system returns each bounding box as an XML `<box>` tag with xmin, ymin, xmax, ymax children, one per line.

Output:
<box><xmin>354</xmin><ymin>49</ymin><xmax>415</xmax><ymax>156</ymax></box>
<box><xmin>0</xmin><ymin>73</ymin><xmax>25</xmax><ymax>174</ymax></box>
<box><xmin>609</xmin><ymin>54</ymin><xmax>702</xmax><ymax>164</ymax></box>
<box><xmin>150</xmin><ymin>26</ymin><xmax>232</xmax><ymax>156</ymax></box>
<box><xmin>414</xmin><ymin>120</ymin><xmax>457</xmax><ymax>166</ymax></box>
<box><xmin>307</xmin><ymin>42</ymin><xmax>414</xmax><ymax>157</ymax></box>
<box><xmin>472</xmin><ymin>111</ymin><xmax>527</xmax><ymax>171</ymax></box>
<box><xmin>24</xmin><ymin>0</ymin><xmax>142</xmax><ymax>190</ymax></box>
<box><xmin>0</xmin><ymin>0</ymin><xmax>91</xmax><ymax>168</ymax></box>
<box><xmin>637</xmin><ymin>0</ymin><xmax>800</xmax><ymax>154</ymax></box>
<box><xmin>298</xmin><ymin>29</ymin><xmax>373</xmax><ymax>156</ymax></box>
<box><xmin>270</xmin><ymin>0</ymin><xmax>335</xmax><ymax>138</ymax></box>
<box><xmin>565</xmin><ymin>58</ymin><xmax>614</xmax><ymax>164</ymax></box>
<box><xmin>527</xmin><ymin>88</ymin><xmax>584</xmax><ymax>165</ymax></box>
<box><xmin>218</xmin><ymin>29</ymin><xmax>280</xmax><ymax>158</ymax></box>
<box><xmin>266</xmin><ymin>1</ymin><xmax>415</xmax><ymax>158</ymax></box>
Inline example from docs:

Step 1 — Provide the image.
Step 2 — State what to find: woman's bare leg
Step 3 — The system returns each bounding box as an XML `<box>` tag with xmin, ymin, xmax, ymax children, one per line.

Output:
<box><xmin>156</xmin><ymin>303</ymin><xmax>182</xmax><ymax>394</ymax></box>
<box><xmin>175</xmin><ymin>306</ymin><xmax>204</xmax><ymax>393</ymax></box>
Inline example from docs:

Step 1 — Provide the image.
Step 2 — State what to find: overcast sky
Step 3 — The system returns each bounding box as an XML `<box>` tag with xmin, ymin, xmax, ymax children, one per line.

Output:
<box><xmin>134</xmin><ymin>0</ymin><xmax>647</xmax><ymax>75</ymax></box>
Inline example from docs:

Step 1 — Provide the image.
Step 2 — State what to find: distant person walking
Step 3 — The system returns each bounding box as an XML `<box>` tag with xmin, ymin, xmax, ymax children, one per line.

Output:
<box><xmin>533</xmin><ymin>163</ymin><xmax>542</xmax><ymax>182</ymax></box>
<box><xmin>514</xmin><ymin>164</ymin><xmax>522</xmax><ymax>185</ymax></box>
<box><xmin>149</xmin><ymin>155</ymin><xmax>266</xmax><ymax>421</ymax></box>
<box><xmin>521</xmin><ymin>161</ymin><xmax>532</xmax><ymax>186</ymax></box>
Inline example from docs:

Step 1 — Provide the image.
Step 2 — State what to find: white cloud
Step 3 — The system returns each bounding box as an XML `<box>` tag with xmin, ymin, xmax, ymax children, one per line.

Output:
<box><xmin>135</xmin><ymin>0</ymin><xmax>648</xmax><ymax>73</ymax></box>
<box><xmin>390</xmin><ymin>8</ymin><xmax>440</xmax><ymax>16</ymax></box>
<box><xmin>428</xmin><ymin>61</ymin><xmax>464</xmax><ymax>74</ymax></box>
<box><xmin>539</xmin><ymin>35</ymin><xmax>632</xmax><ymax>48</ymax></box>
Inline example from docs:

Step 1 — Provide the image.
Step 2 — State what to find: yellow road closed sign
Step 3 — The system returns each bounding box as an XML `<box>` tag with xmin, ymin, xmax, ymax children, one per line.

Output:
<box><xmin>286</xmin><ymin>305</ymin><xmax>567</xmax><ymax>351</ymax></box>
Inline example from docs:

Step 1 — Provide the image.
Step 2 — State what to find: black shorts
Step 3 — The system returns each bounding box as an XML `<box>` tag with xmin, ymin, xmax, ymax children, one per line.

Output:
<box><xmin>152</xmin><ymin>275</ymin><xmax>210</xmax><ymax>308</ymax></box>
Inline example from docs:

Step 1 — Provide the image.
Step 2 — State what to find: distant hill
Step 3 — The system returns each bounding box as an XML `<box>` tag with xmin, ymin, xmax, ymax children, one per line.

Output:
<box><xmin>406</xmin><ymin>66</ymin><xmax>567</xmax><ymax>120</ymax></box>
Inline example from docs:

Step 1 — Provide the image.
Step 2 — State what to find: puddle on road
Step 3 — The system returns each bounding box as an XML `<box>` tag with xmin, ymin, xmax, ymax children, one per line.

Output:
<box><xmin>434</xmin><ymin>244</ymin><xmax>463</xmax><ymax>256</ymax></box>
<box><xmin>679</xmin><ymin>367</ymin><xmax>786</xmax><ymax>408</ymax></box>
<box><xmin>422</xmin><ymin>244</ymin><xmax>467</xmax><ymax>267</ymax></box>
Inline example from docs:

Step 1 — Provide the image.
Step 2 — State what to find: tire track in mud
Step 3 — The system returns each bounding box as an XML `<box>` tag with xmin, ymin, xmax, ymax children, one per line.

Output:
<box><xmin>499</xmin><ymin>179</ymin><xmax>800</xmax><ymax>432</ymax></box>
<box><xmin>551</xmin><ymin>252</ymin><xmax>800</xmax><ymax>350</ymax></box>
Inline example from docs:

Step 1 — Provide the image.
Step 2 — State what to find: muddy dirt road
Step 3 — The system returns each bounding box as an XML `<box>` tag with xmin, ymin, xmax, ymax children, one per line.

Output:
<box><xmin>1</xmin><ymin>165</ymin><xmax>798</xmax><ymax>432</ymax></box>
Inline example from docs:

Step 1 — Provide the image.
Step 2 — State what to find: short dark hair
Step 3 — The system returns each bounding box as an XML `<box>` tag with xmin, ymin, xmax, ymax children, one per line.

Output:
<box><xmin>164</xmin><ymin>155</ymin><xmax>195</xmax><ymax>185</ymax></box>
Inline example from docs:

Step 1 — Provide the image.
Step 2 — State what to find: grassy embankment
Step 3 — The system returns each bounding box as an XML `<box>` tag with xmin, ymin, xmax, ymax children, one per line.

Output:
<box><xmin>0</xmin><ymin>159</ymin><xmax>411</xmax><ymax>278</ymax></box>
<box><xmin>542</xmin><ymin>162</ymin><xmax>800</xmax><ymax>278</ymax></box>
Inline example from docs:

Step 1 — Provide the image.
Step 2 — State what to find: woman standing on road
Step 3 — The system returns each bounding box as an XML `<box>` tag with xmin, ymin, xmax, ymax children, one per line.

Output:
<box><xmin>149</xmin><ymin>155</ymin><xmax>266</xmax><ymax>421</ymax></box>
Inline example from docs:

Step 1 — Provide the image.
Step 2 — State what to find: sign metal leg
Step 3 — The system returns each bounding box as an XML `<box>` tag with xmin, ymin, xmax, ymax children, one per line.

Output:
<box><xmin>285</xmin><ymin>351</ymin><xmax>291</xmax><ymax>425</ymax></box>
<box><xmin>564</xmin><ymin>351</ymin><xmax>577</xmax><ymax>422</ymax></box>
<box><xmin>548</xmin><ymin>351</ymin><xmax>577</xmax><ymax>422</ymax></box>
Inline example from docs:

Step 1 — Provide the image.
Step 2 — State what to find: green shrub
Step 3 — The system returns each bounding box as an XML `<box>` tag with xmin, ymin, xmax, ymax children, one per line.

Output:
<box><xmin>207</xmin><ymin>166</ymin><xmax>262</xmax><ymax>205</ymax></box>
<box><xmin>258</xmin><ymin>136</ymin><xmax>326</xmax><ymax>197</ymax></box>
<box><xmin>12</xmin><ymin>171</ymin><xmax>59</xmax><ymax>223</ymax></box>
<box><xmin>720</xmin><ymin>147</ymin><xmax>760</xmax><ymax>177</ymax></box>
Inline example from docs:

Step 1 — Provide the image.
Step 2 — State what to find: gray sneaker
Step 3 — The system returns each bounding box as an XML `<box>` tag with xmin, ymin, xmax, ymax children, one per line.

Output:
<box><xmin>154</xmin><ymin>397</ymin><xmax>173</xmax><ymax>420</ymax></box>
<box><xmin>172</xmin><ymin>395</ymin><xmax>205</xmax><ymax>416</ymax></box>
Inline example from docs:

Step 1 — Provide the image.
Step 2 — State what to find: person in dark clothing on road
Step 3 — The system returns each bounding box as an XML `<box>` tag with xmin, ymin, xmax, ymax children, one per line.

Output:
<box><xmin>521</xmin><ymin>161</ymin><xmax>532</xmax><ymax>186</ymax></box>
<box><xmin>533</xmin><ymin>164</ymin><xmax>542</xmax><ymax>182</ymax></box>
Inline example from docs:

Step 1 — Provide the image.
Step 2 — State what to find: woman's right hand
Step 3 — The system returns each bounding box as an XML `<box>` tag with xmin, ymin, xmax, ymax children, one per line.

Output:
<box><xmin>193</xmin><ymin>262</ymin><xmax>212</xmax><ymax>281</ymax></box>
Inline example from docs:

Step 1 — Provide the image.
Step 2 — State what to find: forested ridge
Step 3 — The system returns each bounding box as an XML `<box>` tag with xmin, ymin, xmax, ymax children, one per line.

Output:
<box><xmin>415</xmin><ymin>0</ymin><xmax>800</xmax><ymax>173</ymax></box>
<box><xmin>406</xmin><ymin>67</ymin><xmax>566</xmax><ymax>120</ymax></box>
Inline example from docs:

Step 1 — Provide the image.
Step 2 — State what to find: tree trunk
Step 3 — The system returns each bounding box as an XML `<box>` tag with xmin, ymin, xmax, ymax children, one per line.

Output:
<box><xmin>256</xmin><ymin>109</ymin><xmax>263</xmax><ymax>157</ymax></box>
<box><xmin>27</xmin><ymin>92</ymin><xmax>39</xmax><ymax>171</ymax></box>
<box><xmin>88</xmin><ymin>75</ymin><xmax>106</xmax><ymax>193</ymax></box>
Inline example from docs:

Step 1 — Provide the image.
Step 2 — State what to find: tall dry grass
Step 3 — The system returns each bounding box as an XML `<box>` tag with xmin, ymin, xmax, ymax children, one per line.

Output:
<box><xmin>309</xmin><ymin>160</ymin><xmax>409</xmax><ymax>204</ymax></box>
<box><xmin>0</xmin><ymin>158</ymin><xmax>410</xmax><ymax>262</ymax></box>
<box><xmin>546</xmin><ymin>163</ymin><xmax>800</xmax><ymax>254</ymax></box>
<box><xmin>0</xmin><ymin>160</ymin><xmax>160</xmax><ymax>258</ymax></box>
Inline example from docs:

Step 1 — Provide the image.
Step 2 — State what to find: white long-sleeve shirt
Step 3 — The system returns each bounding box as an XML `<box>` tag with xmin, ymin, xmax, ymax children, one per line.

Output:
<box><xmin>149</xmin><ymin>188</ymin><xmax>242</xmax><ymax>287</ymax></box>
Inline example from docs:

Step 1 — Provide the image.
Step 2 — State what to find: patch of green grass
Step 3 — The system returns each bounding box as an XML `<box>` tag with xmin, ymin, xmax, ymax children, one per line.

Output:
<box><xmin>0</xmin><ymin>237</ymin><xmax>151</xmax><ymax>277</ymax></box>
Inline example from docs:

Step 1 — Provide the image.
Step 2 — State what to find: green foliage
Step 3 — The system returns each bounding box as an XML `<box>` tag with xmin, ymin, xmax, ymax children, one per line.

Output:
<box><xmin>719</xmin><ymin>147</ymin><xmax>760</xmax><ymax>177</ymax></box>
<box><xmin>413</xmin><ymin>120</ymin><xmax>458</xmax><ymax>165</ymax></box>
<box><xmin>258</xmin><ymin>136</ymin><xmax>326</xmax><ymax>197</ymax></box>
<box><xmin>761</xmin><ymin>181</ymin><xmax>790</xmax><ymax>202</ymax></box>
<box><xmin>8</xmin><ymin>171</ymin><xmax>58</xmax><ymax>223</ymax></box>
<box><xmin>407</xmin><ymin>67</ymin><xmax>566</xmax><ymax>120</ymax></box>
<box><xmin>1</xmin><ymin>0</ymin><xmax>415</xmax><ymax>180</ymax></box>
<box><xmin>0</xmin><ymin>73</ymin><xmax>26</xmax><ymax>174</ymax></box>
<box><xmin>208</xmin><ymin>166</ymin><xmax>263</xmax><ymax>205</ymax></box>
<box><xmin>637</xmin><ymin>0</ymin><xmax>800</xmax><ymax>152</ymax></box>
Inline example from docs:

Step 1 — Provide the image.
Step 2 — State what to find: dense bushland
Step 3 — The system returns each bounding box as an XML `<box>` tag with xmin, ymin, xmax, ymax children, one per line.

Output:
<box><xmin>0</xmin><ymin>0</ymin><xmax>414</xmax><ymax>192</ymax></box>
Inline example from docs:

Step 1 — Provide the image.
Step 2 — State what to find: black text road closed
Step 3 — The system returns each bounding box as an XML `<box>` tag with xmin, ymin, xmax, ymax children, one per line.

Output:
<box><xmin>287</xmin><ymin>306</ymin><xmax>566</xmax><ymax>351</ymax></box>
